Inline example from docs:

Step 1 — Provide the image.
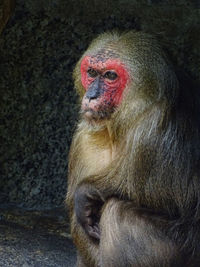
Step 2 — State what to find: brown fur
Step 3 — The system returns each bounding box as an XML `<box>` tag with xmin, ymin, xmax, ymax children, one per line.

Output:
<box><xmin>99</xmin><ymin>199</ymin><xmax>182</xmax><ymax>267</ymax></box>
<box><xmin>0</xmin><ymin>0</ymin><xmax>15</xmax><ymax>34</ymax></box>
<box><xmin>66</xmin><ymin>31</ymin><xmax>200</xmax><ymax>266</ymax></box>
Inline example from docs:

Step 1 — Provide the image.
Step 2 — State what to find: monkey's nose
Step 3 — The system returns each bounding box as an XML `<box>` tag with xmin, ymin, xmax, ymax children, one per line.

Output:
<box><xmin>86</xmin><ymin>79</ymin><xmax>101</xmax><ymax>101</ymax></box>
<box><xmin>86</xmin><ymin>89</ymin><xmax>100</xmax><ymax>101</ymax></box>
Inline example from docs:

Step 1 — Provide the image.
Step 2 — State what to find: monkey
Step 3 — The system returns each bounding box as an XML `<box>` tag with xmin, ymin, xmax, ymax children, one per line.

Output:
<box><xmin>66</xmin><ymin>31</ymin><xmax>200</xmax><ymax>266</ymax></box>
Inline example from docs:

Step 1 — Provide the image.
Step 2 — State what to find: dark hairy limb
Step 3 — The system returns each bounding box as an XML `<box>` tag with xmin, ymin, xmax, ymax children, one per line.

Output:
<box><xmin>74</xmin><ymin>183</ymin><xmax>105</xmax><ymax>241</ymax></box>
<box><xmin>99</xmin><ymin>198</ymin><xmax>185</xmax><ymax>267</ymax></box>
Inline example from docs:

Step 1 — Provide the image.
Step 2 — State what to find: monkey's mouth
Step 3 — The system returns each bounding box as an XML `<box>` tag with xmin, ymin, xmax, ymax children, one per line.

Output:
<box><xmin>81</xmin><ymin>108</ymin><xmax>111</xmax><ymax>123</ymax></box>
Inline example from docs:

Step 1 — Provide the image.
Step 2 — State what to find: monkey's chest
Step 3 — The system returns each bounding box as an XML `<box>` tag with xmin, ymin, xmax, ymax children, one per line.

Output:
<box><xmin>81</xmin><ymin>145</ymin><xmax>115</xmax><ymax>176</ymax></box>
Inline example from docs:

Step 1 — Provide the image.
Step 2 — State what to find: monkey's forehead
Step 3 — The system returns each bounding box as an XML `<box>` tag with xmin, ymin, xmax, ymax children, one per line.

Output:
<box><xmin>86</xmin><ymin>47</ymin><xmax>119</xmax><ymax>63</ymax></box>
<box><xmin>81</xmin><ymin>47</ymin><xmax>123</xmax><ymax>72</ymax></box>
<box><xmin>81</xmin><ymin>56</ymin><xmax>127</xmax><ymax>73</ymax></box>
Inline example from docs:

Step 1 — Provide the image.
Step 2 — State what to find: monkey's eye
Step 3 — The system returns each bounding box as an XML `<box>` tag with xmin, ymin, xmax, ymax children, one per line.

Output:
<box><xmin>103</xmin><ymin>71</ymin><xmax>118</xmax><ymax>81</ymax></box>
<box><xmin>87</xmin><ymin>68</ymin><xmax>98</xmax><ymax>78</ymax></box>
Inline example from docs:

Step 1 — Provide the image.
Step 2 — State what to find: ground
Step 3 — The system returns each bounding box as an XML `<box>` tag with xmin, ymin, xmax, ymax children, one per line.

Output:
<box><xmin>0</xmin><ymin>207</ymin><xmax>76</xmax><ymax>267</ymax></box>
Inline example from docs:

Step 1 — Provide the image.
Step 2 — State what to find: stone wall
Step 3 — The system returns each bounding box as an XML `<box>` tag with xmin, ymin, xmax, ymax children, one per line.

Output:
<box><xmin>0</xmin><ymin>0</ymin><xmax>199</xmax><ymax>209</ymax></box>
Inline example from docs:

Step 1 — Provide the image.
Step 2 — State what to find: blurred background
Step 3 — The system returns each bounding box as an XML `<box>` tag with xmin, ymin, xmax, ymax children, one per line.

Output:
<box><xmin>0</xmin><ymin>0</ymin><xmax>199</xmax><ymax>265</ymax></box>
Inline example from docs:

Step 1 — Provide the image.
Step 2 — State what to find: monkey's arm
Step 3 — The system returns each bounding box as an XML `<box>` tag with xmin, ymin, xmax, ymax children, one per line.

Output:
<box><xmin>74</xmin><ymin>182</ymin><xmax>106</xmax><ymax>240</ymax></box>
<box><xmin>73</xmin><ymin>157</ymin><xmax>122</xmax><ymax>240</ymax></box>
<box><xmin>74</xmin><ymin>185</ymin><xmax>185</xmax><ymax>266</ymax></box>
<box><xmin>99</xmin><ymin>198</ymin><xmax>184</xmax><ymax>267</ymax></box>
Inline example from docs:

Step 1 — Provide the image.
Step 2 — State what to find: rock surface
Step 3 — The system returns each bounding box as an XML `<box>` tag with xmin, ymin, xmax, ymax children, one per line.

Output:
<box><xmin>0</xmin><ymin>1</ymin><xmax>199</xmax><ymax>265</ymax></box>
<box><xmin>0</xmin><ymin>0</ymin><xmax>199</xmax><ymax>210</ymax></box>
<box><xmin>0</xmin><ymin>0</ymin><xmax>138</xmax><ymax>209</ymax></box>
<box><xmin>0</xmin><ymin>207</ymin><xmax>76</xmax><ymax>266</ymax></box>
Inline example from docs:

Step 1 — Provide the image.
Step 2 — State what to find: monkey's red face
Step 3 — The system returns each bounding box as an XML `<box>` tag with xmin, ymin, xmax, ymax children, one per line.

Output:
<box><xmin>80</xmin><ymin>55</ymin><xmax>129</xmax><ymax>122</ymax></box>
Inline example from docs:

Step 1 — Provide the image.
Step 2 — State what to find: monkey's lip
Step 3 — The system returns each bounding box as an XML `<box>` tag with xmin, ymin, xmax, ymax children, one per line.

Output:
<box><xmin>84</xmin><ymin>110</ymin><xmax>96</xmax><ymax>120</ymax></box>
<box><xmin>82</xmin><ymin>109</ymin><xmax>99</xmax><ymax>120</ymax></box>
<box><xmin>81</xmin><ymin>108</ymin><xmax>106</xmax><ymax>123</ymax></box>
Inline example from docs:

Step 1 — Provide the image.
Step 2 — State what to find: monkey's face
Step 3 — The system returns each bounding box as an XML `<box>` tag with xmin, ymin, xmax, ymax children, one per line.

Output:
<box><xmin>80</xmin><ymin>55</ymin><xmax>129</xmax><ymax>123</ymax></box>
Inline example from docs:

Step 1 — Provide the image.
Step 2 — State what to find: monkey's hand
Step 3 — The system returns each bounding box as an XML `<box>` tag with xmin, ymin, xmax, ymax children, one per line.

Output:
<box><xmin>74</xmin><ymin>183</ymin><xmax>105</xmax><ymax>241</ymax></box>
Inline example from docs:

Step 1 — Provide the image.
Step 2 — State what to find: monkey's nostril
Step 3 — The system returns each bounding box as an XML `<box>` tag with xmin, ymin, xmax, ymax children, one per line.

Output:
<box><xmin>86</xmin><ymin>88</ymin><xmax>100</xmax><ymax>101</ymax></box>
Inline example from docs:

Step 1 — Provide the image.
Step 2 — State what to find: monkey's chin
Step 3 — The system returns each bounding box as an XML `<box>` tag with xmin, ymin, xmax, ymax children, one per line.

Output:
<box><xmin>82</xmin><ymin>110</ymin><xmax>107</xmax><ymax>126</ymax></box>
<box><xmin>84</xmin><ymin>110</ymin><xmax>96</xmax><ymax>120</ymax></box>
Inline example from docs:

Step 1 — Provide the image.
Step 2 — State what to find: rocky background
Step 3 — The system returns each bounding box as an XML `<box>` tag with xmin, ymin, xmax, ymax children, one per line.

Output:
<box><xmin>0</xmin><ymin>1</ymin><xmax>199</xmax><ymax>265</ymax></box>
<box><xmin>0</xmin><ymin>0</ymin><xmax>199</xmax><ymax>210</ymax></box>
